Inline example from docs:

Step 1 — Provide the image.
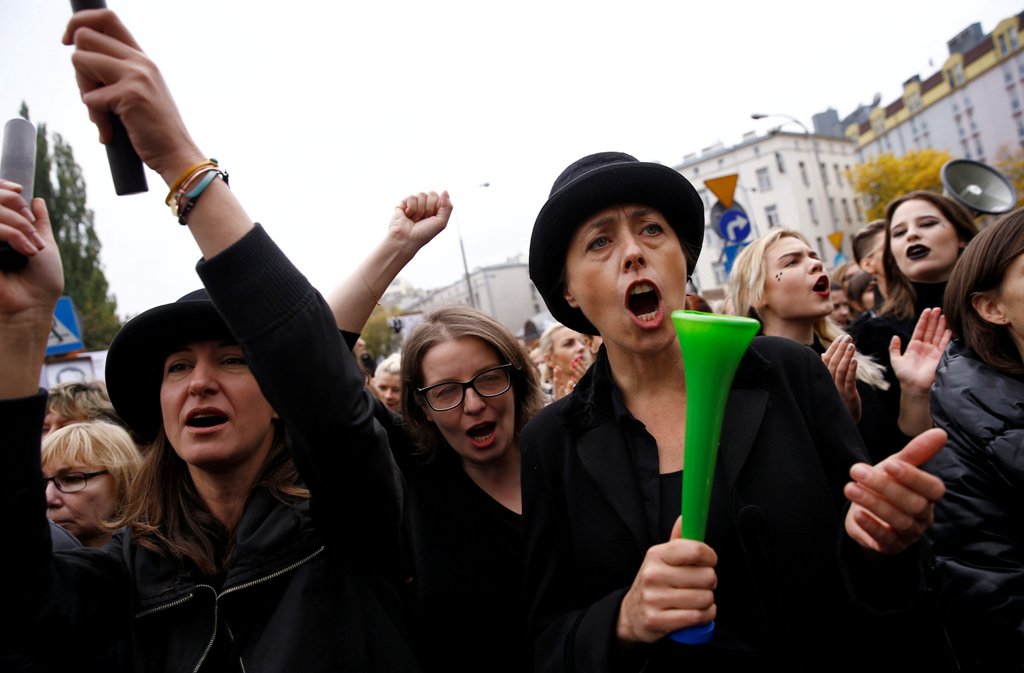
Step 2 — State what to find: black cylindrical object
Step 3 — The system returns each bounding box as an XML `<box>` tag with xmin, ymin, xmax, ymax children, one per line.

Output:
<box><xmin>70</xmin><ymin>0</ymin><xmax>148</xmax><ymax>195</ymax></box>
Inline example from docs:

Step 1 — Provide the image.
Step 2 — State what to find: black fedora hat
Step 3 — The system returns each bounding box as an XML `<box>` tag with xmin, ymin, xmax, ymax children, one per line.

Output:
<box><xmin>529</xmin><ymin>152</ymin><xmax>705</xmax><ymax>335</ymax></box>
<box><xmin>104</xmin><ymin>289</ymin><xmax>234</xmax><ymax>443</ymax></box>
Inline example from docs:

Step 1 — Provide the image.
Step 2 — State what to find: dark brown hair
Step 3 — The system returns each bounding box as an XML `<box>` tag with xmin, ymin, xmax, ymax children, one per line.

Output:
<box><xmin>944</xmin><ymin>208</ymin><xmax>1024</xmax><ymax>375</ymax></box>
<box><xmin>851</xmin><ymin>219</ymin><xmax>885</xmax><ymax>264</ymax></box>
<box><xmin>114</xmin><ymin>421</ymin><xmax>305</xmax><ymax>575</ymax></box>
<box><xmin>400</xmin><ymin>305</ymin><xmax>545</xmax><ymax>461</ymax></box>
<box><xmin>880</xmin><ymin>191</ymin><xmax>978</xmax><ymax>320</ymax></box>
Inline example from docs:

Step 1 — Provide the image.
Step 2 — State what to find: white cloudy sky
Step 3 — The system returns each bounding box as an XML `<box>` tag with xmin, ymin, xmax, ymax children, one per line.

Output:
<box><xmin>1</xmin><ymin>0</ymin><xmax>1022</xmax><ymax>320</ymax></box>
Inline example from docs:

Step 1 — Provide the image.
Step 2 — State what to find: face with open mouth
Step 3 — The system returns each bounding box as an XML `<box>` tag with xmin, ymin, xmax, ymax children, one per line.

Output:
<box><xmin>888</xmin><ymin>198</ymin><xmax>965</xmax><ymax>283</ymax></box>
<box><xmin>160</xmin><ymin>340</ymin><xmax>278</xmax><ymax>475</ymax></box>
<box><xmin>420</xmin><ymin>336</ymin><xmax>517</xmax><ymax>469</ymax></box>
<box><xmin>562</xmin><ymin>204</ymin><xmax>687</xmax><ymax>351</ymax></box>
<box><xmin>757</xmin><ymin>235</ymin><xmax>833</xmax><ymax>327</ymax></box>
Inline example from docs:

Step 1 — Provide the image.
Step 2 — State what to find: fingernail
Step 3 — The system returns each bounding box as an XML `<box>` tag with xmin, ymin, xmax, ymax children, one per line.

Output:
<box><xmin>31</xmin><ymin>231</ymin><xmax>46</xmax><ymax>250</ymax></box>
<box><xmin>850</xmin><ymin>464</ymin><xmax>871</xmax><ymax>481</ymax></box>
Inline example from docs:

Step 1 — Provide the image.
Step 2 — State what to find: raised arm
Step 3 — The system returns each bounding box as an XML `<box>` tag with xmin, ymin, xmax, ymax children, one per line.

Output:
<box><xmin>327</xmin><ymin>191</ymin><xmax>451</xmax><ymax>333</ymax></box>
<box><xmin>0</xmin><ymin>187</ymin><xmax>63</xmax><ymax>398</ymax></box>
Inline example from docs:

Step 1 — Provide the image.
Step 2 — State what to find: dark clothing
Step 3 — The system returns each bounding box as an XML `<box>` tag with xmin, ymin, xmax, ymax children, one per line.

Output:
<box><xmin>808</xmin><ymin>337</ymin><xmax>890</xmax><ymax>461</ymax></box>
<box><xmin>847</xmin><ymin>281</ymin><xmax>946</xmax><ymax>461</ymax></box>
<box><xmin>4</xmin><ymin>226</ymin><xmax>420</xmax><ymax>672</ymax></box>
<box><xmin>400</xmin><ymin>449</ymin><xmax>527</xmax><ymax>673</ymax></box>
<box><xmin>928</xmin><ymin>340</ymin><xmax>1024</xmax><ymax>671</ymax></box>
<box><xmin>521</xmin><ymin>337</ymin><xmax>952</xmax><ymax>672</ymax></box>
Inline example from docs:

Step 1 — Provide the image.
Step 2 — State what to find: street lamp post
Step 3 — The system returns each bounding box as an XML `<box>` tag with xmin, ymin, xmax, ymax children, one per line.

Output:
<box><xmin>751</xmin><ymin>113</ymin><xmax>835</xmax><ymax>234</ymax></box>
<box><xmin>455</xmin><ymin>182</ymin><xmax>490</xmax><ymax>308</ymax></box>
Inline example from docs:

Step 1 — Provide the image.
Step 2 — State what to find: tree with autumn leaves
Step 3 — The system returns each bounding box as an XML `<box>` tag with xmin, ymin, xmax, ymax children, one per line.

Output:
<box><xmin>848</xmin><ymin>148</ymin><xmax>952</xmax><ymax>221</ymax></box>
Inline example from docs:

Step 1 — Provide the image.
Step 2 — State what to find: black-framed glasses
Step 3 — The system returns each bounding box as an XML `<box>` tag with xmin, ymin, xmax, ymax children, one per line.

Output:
<box><xmin>417</xmin><ymin>364</ymin><xmax>514</xmax><ymax>412</ymax></box>
<box><xmin>43</xmin><ymin>470</ymin><xmax>108</xmax><ymax>494</ymax></box>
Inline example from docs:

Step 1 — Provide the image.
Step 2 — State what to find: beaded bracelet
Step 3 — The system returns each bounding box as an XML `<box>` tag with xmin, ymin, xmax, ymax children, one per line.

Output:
<box><xmin>177</xmin><ymin>170</ymin><xmax>229</xmax><ymax>225</ymax></box>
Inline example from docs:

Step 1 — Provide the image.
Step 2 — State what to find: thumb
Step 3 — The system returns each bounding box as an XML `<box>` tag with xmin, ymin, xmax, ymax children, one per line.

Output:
<box><xmin>888</xmin><ymin>334</ymin><xmax>902</xmax><ymax>358</ymax></box>
<box><xmin>670</xmin><ymin>514</ymin><xmax>683</xmax><ymax>541</ymax></box>
<box><xmin>438</xmin><ymin>190</ymin><xmax>453</xmax><ymax>221</ymax></box>
<box><xmin>890</xmin><ymin>427</ymin><xmax>947</xmax><ymax>467</ymax></box>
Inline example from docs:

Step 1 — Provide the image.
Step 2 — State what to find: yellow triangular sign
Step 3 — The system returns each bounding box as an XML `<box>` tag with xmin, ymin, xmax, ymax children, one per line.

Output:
<box><xmin>704</xmin><ymin>174</ymin><xmax>738</xmax><ymax>209</ymax></box>
<box><xmin>828</xmin><ymin>232</ymin><xmax>844</xmax><ymax>252</ymax></box>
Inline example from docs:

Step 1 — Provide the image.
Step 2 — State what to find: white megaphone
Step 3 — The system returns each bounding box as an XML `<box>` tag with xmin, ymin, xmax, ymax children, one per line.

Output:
<box><xmin>940</xmin><ymin>158</ymin><xmax>1018</xmax><ymax>216</ymax></box>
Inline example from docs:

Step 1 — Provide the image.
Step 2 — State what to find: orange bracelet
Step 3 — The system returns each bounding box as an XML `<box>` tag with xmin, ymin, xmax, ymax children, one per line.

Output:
<box><xmin>164</xmin><ymin>158</ymin><xmax>218</xmax><ymax>207</ymax></box>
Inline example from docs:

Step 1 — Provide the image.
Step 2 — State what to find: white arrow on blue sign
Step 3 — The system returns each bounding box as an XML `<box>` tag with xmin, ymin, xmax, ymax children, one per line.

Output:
<box><xmin>47</xmin><ymin>296</ymin><xmax>84</xmax><ymax>357</ymax></box>
<box><xmin>718</xmin><ymin>208</ymin><xmax>751</xmax><ymax>243</ymax></box>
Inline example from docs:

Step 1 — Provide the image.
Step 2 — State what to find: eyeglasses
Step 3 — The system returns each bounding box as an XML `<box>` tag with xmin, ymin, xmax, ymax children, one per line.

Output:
<box><xmin>42</xmin><ymin>470</ymin><xmax>108</xmax><ymax>494</ymax></box>
<box><xmin>417</xmin><ymin>364</ymin><xmax>513</xmax><ymax>412</ymax></box>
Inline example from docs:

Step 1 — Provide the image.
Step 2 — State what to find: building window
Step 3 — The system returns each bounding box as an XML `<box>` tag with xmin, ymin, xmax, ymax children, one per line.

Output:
<box><xmin>1012</xmin><ymin>30</ymin><xmax>1020</xmax><ymax>50</ymax></box>
<box><xmin>816</xmin><ymin>236</ymin><xmax>827</xmax><ymax>262</ymax></box>
<box><xmin>833</xmin><ymin>164</ymin><xmax>843</xmax><ymax>187</ymax></box>
<box><xmin>808</xmin><ymin>198</ymin><xmax>819</xmax><ymax>225</ymax></box>
<box><xmin>828</xmin><ymin>197</ymin><xmax>837</xmax><ymax>225</ymax></box>
<box><xmin>819</xmin><ymin>162</ymin><xmax>828</xmax><ymax>185</ymax></box>
<box><xmin>1017</xmin><ymin>115</ymin><xmax>1024</xmax><ymax>139</ymax></box>
<box><xmin>854</xmin><ymin>199</ymin><xmax>863</xmax><ymax>221</ymax></box>
<box><xmin>974</xmin><ymin>135</ymin><xmax>984</xmax><ymax>159</ymax></box>
<box><xmin>962</xmin><ymin>139</ymin><xmax>971</xmax><ymax>159</ymax></box>
<box><xmin>841</xmin><ymin>198</ymin><xmax>852</xmax><ymax>223</ymax></box>
<box><xmin>1000</xmin><ymin>33</ymin><xmax>1010</xmax><ymax>57</ymax></box>
<box><xmin>697</xmin><ymin>188</ymin><xmax>710</xmax><ymax>209</ymax></box>
<box><xmin>798</xmin><ymin>161</ymin><xmax>809</xmax><ymax>186</ymax></box>
<box><xmin>693</xmin><ymin>167</ymin><xmax>700</xmax><ymax>177</ymax></box>
<box><xmin>1005</xmin><ymin>63</ymin><xmax>1015</xmax><ymax>83</ymax></box>
<box><xmin>1012</xmin><ymin>87</ymin><xmax>1022</xmax><ymax>111</ymax></box>
<box><xmin>756</xmin><ymin>167</ymin><xmax>772</xmax><ymax>191</ymax></box>
<box><xmin>766</xmin><ymin>204</ymin><xmax>781</xmax><ymax>228</ymax></box>
<box><xmin>775</xmin><ymin>152</ymin><xmax>785</xmax><ymax>173</ymax></box>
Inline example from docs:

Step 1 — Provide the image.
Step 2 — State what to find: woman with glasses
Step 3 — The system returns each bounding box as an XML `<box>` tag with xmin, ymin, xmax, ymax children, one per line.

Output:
<box><xmin>42</xmin><ymin>421</ymin><xmax>142</xmax><ymax>547</ymax></box>
<box><xmin>393</xmin><ymin>306</ymin><xmax>545</xmax><ymax>672</ymax></box>
<box><xmin>3</xmin><ymin>10</ymin><xmax>422</xmax><ymax>671</ymax></box>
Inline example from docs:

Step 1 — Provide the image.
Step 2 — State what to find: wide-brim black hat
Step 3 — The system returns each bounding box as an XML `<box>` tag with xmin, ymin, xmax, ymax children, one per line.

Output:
<box><xmin>104</xmin><ymin>289</ymin><xmax>233</xmax><ymax>443</ymax></box>
<box><xmin>529</xmin><ymin>151</ymin><xmax>705</xmax><ymax>335</ymax></box>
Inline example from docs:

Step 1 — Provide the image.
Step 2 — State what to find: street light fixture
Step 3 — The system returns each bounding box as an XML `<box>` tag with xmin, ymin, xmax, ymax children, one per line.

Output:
<box><xmin>751</xmin><ymin>112</ymin><xmax>836</xmax><ymax>233</ymax></box>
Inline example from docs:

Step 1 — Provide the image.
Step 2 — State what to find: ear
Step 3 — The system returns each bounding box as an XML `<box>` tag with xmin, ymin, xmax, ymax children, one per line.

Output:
<box><xmin>972</xmin><ymin>290</ymin><xmax>1008</xmax><ymax>326</ymax></box>
<box><xmin>563</xmin><ymin>283</ymin><xmax>579</xmax><ymax>309</ymax></box>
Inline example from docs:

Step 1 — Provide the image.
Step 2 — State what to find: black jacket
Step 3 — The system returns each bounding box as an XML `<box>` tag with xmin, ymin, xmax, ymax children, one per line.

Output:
<box><xmin>521</xmin><ymin>337</ymin><xmax>952</xmax><ymax>672</ymax></box>
<box><xmin>929</xmin><ymin>340</ymin><xmax>1024</xmax><ymax>671</ymax></box>
<box><xmin>4</xmin><ymin>226</ymin><xmax>421</xmax><ymax>672</ymax></box>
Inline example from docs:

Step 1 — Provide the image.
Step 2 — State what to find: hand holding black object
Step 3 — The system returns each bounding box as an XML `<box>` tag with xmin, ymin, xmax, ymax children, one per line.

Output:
<box><xmin>69</xmin><ymin>0</ymin><xmax>148</xmax><ymax>195</ymax></box>
<box><xmin>0</xmin><ymin>118</ymin><xmax>37</xmax><ymax>272</ymax></box>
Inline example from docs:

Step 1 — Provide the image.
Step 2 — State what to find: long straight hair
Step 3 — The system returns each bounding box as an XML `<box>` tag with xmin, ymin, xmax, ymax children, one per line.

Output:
<box><xmin>113</xmin><ymin>421</ymin><xmax>306</xmax><ymax>576</ymax></box>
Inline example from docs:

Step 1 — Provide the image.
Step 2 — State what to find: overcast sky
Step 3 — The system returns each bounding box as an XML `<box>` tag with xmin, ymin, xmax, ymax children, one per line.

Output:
<box><xmin>2</xmin><ymin>0</ymin><xmax>1022</xmax><ymax>320</ymax></box>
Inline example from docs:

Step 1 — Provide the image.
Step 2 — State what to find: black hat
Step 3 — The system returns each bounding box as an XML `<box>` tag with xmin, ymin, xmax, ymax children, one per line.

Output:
<box><xmin>104</xmin><ymin>289</ymin><xmax>234</xmax><ymax>443</ymax></box>
<box><xmin>529</xmin><ymin>152</ymin><xmax>705</xmax><ymax>335</ymax></box>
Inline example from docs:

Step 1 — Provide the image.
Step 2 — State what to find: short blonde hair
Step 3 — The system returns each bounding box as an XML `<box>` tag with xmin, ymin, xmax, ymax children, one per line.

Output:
<box><xmin>42</xmin><ymin>421</ymin><xmax>143</xmax><ymax>511</ymax></box>
<box><xmin>375</xmin><ymin>352</ymin><xmax>401</xmax><ymax>378</ymax></box>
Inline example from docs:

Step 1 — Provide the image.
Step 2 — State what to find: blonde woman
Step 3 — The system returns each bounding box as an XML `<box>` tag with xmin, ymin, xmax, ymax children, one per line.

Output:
<box><xmin>728</xmin><ymin>228</ymin><xmax>946</xmax><ymax>462</ymax></box>
<box><xmin>42</xmin><ymin>421</ymin><xmax>142</xmax><ymax>547</ymax></box>
<box><xmin>538</xmin><ymin>322</ymin><xmax>592</xmax><ymax>400</ymax></box>
<box><xmin>727</xmin><ymin>229</ymin><xmax>888</xmax><ymax>423</ymax></box>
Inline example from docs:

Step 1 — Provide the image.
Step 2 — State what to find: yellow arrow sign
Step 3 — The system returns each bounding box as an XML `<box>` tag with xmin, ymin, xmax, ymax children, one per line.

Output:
<box><xmin>828</xmin><ymin>232</ymin><xmax>844</xmax><ymax>252</ymax></box>
<box><xmin>704</xmin><ymin>174</ymin><xmax>738</xmax><ymax>209</ymax></box>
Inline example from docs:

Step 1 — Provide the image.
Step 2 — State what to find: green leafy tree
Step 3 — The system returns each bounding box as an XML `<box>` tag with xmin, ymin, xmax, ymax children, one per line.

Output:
<box><xmin>849</xmin><ymin>148</ymin><xmax>952</xmax><ymax>221</ymax></box>
<box><xmin>22</xmin><ymin>103</ymin><xmax>122</xmax><ymax>350</ymax></box>
<box><xmin>362</xmin><ymin>304</ymin><xmax>402</xmax><ymax>359</ymax></box>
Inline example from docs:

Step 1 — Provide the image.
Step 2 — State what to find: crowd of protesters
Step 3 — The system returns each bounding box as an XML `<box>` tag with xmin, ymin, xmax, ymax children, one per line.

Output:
<box><xmin>1</xmin><ymin>8</ymin><xmax>1021</xmax><ymax>672</ymax></box>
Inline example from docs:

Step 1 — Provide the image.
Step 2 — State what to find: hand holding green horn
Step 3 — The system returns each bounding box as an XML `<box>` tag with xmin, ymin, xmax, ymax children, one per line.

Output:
<box><xmin>669</xmin><ymin>310</ymin><xmax>760</xmax><ymax>645</ymax></box>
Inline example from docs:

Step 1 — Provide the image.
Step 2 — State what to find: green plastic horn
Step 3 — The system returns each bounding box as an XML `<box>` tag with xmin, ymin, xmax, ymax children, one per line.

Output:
<box><xmin>668</xmin><ymin>309</ymin><xmax>760</xmax><ymax>645</ymax></box>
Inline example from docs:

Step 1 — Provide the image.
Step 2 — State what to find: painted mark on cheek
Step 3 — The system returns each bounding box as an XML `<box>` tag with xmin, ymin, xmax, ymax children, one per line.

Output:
<box><xmin>775</xmin><ymin>272</ymin><xmax>783</xmax><ymax>282</ymax></box>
